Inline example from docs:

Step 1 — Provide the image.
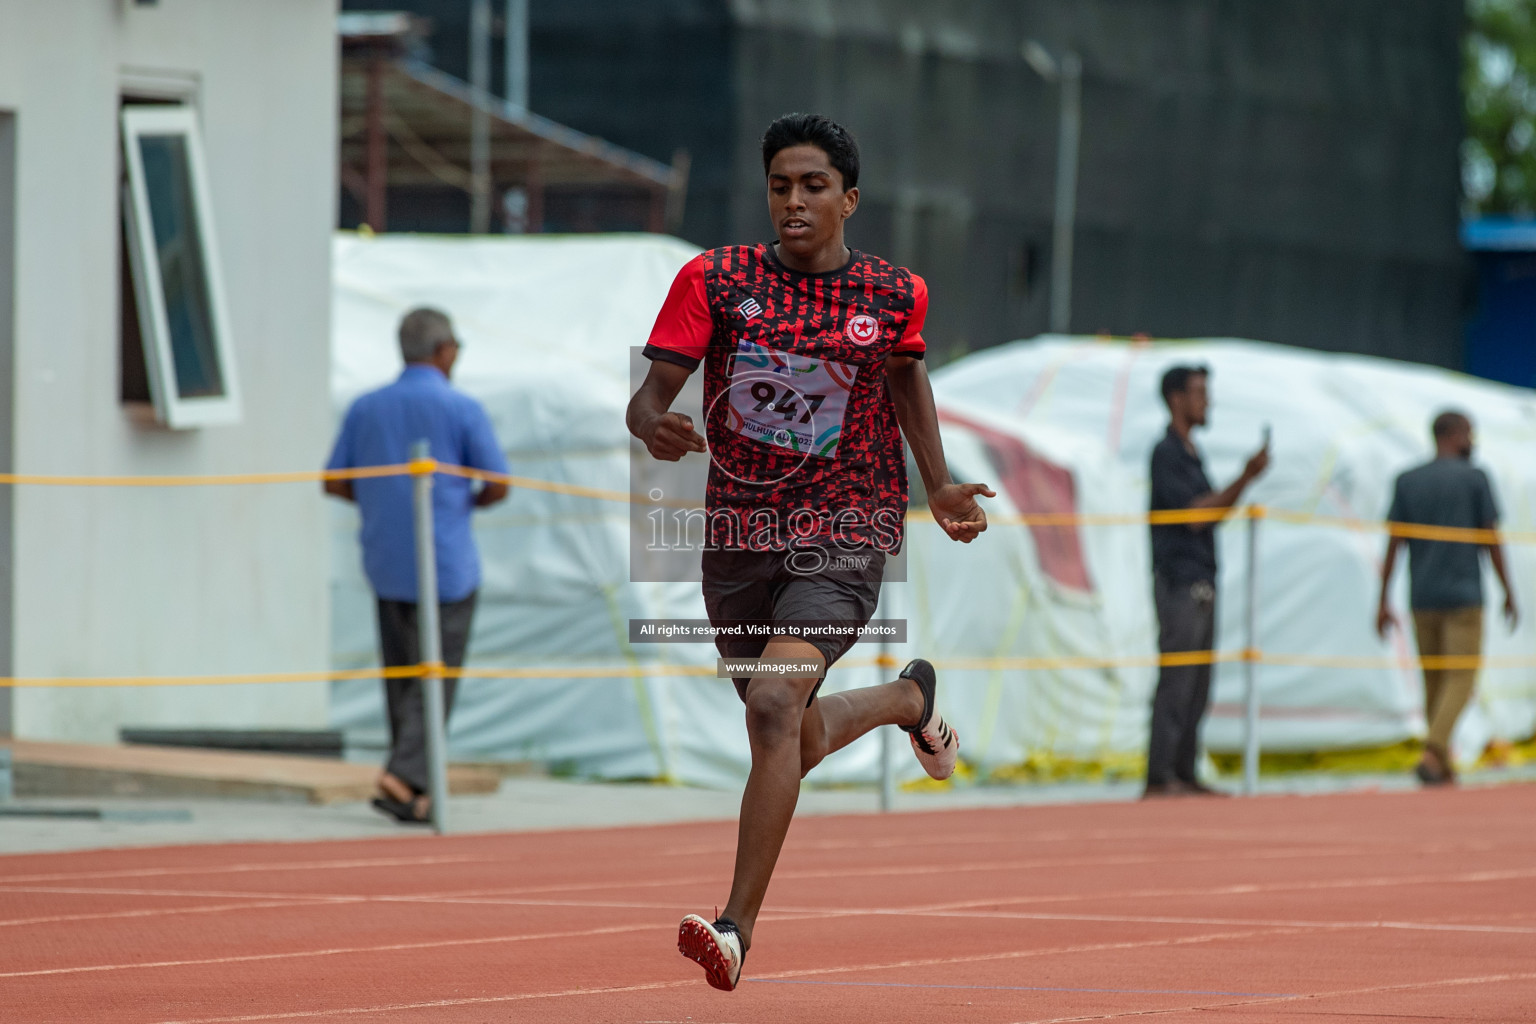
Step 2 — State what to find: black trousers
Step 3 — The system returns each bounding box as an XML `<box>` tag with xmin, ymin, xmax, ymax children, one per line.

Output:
<box><xmin>1146</xmin><ymin>575</ymin><xmax>1217</xmax><ymax>786</ymax></box>
<box><xmin>377</xmin><ymin>592</ymin><xmax>477</xmax><ymax>794</ymax></box>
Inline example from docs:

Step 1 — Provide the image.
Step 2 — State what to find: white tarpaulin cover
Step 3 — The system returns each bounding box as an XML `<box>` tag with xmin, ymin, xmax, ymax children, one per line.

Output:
<box><xmin>330</xmin><ymin>233</ymin><xmax>1536</xmax><ymax>786</ymax></box>
<box><xmin>921</xmin><ymin>338</ymin><xmax>1536</xmax><ymax>774</ymax></box>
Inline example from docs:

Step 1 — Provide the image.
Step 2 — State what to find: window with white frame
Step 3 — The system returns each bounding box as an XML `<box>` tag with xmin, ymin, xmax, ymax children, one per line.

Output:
<box><xmin>120</xmin><ymin>105</ymin><xmax>240</xmax><ymax>428</ymax></box>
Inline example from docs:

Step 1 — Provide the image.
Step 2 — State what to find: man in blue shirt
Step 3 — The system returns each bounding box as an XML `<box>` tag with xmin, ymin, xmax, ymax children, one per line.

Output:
<box><xmin>325</xmin><ymin>307</ymin><xmax>509</xmax><ymax>823</ymax></box>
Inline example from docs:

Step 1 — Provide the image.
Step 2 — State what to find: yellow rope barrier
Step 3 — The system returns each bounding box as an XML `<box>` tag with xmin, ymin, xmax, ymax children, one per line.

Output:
<box><xmin>1256</xmin><ymin>653</ymin><xmax>1535</xmax><ymax>671</ymax></box>
<box><xmin>1263</xmin><ymin>506</ymin><xmax>1532</xmax><ymax>545</ymax></box>
<box><xmin>0</xmin><ymin>666</ymin><xmax>425</xmax><ymax>688</ymax></box>
<box><xmin>0</xmin><ymin>462</ymin><xmax>1530</xmax><ymax>538</ymax></box>
<box><xmin>434</xmin><ymin>463</ymin><xmax>643</xmax><ymax>505</ymax></box>
<box><xmin>2</xmin><ymin>650</ymin><xmax>1533</xmax><ymax>687</ymax></box>
<box><xmin>0</xmin><ymin>465</ymin><xmax>1526</xmax><ymax>689</ymax></box>
<box><xmin>0</xmin><ymin>464</ymin><xmax>416</xmax><ymax>487</ymax></box>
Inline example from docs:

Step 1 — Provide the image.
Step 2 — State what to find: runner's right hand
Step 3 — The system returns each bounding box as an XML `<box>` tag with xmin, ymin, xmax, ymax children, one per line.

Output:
<box><xmin>644</xmin><ymin>412</ymin><xmax>707</xmax><ymax>461</ymax></box>
<box><xmin>930</xmin><ymin>482</ymin><xmax>996</xmax><ymax>543</ymax></box>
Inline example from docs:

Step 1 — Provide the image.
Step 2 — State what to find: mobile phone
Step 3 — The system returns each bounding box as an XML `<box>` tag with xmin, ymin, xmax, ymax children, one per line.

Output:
<box><xmin>1262</xmin><ymin>423</ymin><xmax>1272</xmax><ymax>449</ymax></box>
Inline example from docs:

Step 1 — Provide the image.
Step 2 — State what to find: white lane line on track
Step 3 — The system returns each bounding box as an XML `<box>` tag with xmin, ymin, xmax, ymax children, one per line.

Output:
<box><xmin>12</xmin><ymin>852</ymin><xmax>1269</xmax><ymax>897</ymax></box>
<box><xmin>1010</xmin><ymin>969</ymin><xmax>1536</xmax><ymax>1023</ymax></box>
<box><xmin>428</xmin><ymin>842</ymin><xmax>1536</xmax><ymax>894</ymax></box>
<box><xmin>136</xmin><ymin>927</ymin><xmax>1297</xmax><ymax>1024</ymax></box>
<box><xmin>21</xmin><ymin>888</ymin><xmax>1505</xmax><ymax>946</ymax></box>
<box><xmin>9</xmin><ymin>862</ymin><xmax>1535</xmax><ymax>934</ymax></box>
<box><xmin>0</xmin><ymin>854</ymin><xmax>500</xmax><ymax>885</ymax></box>
<box><xmin>661</xmin><ymin>831</ymin><xmax>1513</xmax><ymax>858</ymax></box>
<box><xmin>755</xmin><ymin>926</ymin><xmax>1296</xmax><ymax>982</ymax></box>
<box><xmin>897</xmin><ymin>864</ymin><xmax>1536</xmax><ymax>912</ymax></box>
<box><xmin>14</xmin><ymin>882</ymin><xmax>1530</xmax><ymax>1002</ymax></box>
<box><xmin>8</xmin><ymin>840</ymin><xmax>1506</xmax><ymax>911</ymax></box>
<box><xmin>889</xmin><ymin>909</ymin><xmax>1536</xmax><ymax>936</ymax></box>
<box><xmin>413</xmin><ymin>898</ymin><xmax>1536</xmax><ymax>938</ymax></box>
<box><xmin>659</xmin><ymin>830</ymin><xmax>1363</xmax><ymax>857</ymax></box>
<box><xmin>10</xmin><ymin>826</ymin><xmax>1513</xmax><ymax>886</ymax></box>
<box><xmin>0</xmin><ymin>923</ymin><xmax>664</xmax><ymax>980</ymax></box>
<box><xmin>116</xmin><ymin>862</ymin><xmax>1536</xmax><ymax>908</ymax></box>
<box><xmin>0</xmin><ymin>885</ymin><xmax>369</xmax><ymax>902</ymax></box>
<box><xmin>0</xmin><ymin>900</ymin><xmax>360</xmax><ymax>930</ymax></box>
<box><xmin>148</xmin><ymin>980</ymin><xmax>700</xmax><ymax>1024</ymax></box>
<box><xmin>0</xmin><ymin>855</ymin><xmax>1328</xmax><ymax>913</ymax></box>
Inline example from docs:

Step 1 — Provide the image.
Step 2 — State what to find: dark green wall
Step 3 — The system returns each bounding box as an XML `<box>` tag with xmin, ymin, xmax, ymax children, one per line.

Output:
<box><xmin>347</xmin><ymin>0</ymin><xmax>1467</xmax><ymax>368</ymax></box>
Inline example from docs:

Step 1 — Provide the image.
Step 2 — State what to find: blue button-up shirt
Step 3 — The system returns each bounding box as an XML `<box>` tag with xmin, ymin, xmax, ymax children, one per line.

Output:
<box><xmin>326</xmin><ymin>365</ymin><xmax>509</xmax><ymax>602</ymax></box>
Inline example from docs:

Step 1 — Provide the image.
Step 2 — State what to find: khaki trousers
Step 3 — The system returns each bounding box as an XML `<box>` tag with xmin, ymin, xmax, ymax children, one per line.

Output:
<box><xmin>1411</xmin><ymin>606</ymin><xmax>1483</xmax><ymax>758</ymax></box>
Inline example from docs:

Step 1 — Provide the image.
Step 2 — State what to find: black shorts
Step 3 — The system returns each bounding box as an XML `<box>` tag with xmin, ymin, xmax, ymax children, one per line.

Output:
<box><xmin>702</xmin><ymin>547</ymin><xmax>886</xmax><ymax>704</ymax></box>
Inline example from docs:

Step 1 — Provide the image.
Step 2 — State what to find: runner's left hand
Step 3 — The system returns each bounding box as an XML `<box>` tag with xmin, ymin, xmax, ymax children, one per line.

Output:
<box><xmin>930</xmin><ymin>483</ymin><xmax>995</xmax><ymax>543</ymax></box>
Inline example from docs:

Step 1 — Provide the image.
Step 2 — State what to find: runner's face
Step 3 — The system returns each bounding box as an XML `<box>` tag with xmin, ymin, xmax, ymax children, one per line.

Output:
<box><xmin>766</xmin><ymin>145</ymin><xmax>858</xmax><ymax>257</ymax></box>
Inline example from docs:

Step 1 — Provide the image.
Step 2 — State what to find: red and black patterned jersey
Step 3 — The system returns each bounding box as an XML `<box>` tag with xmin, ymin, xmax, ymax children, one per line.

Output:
<box><xmin>644</xmin><ymin>243</ymin><xmax>927</xmax><ymax>551</ymax></box>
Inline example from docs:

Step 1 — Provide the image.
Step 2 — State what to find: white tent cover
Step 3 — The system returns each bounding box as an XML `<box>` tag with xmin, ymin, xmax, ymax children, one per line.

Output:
<box><xmin>330</xmin><ymin>233</ymin><xmax>1536</xmax><ymax>786</ymax></box>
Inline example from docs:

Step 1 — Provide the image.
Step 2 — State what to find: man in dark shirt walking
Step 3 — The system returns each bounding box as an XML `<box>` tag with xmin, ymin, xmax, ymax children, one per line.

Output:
<box><xmin>1377</xmin><ymin>410</ymin><xmax>1518</xmax><ymax>785</ymax></box>
<box><xmin>1145</xmin><ymin>365</ymin><xmax>1269</xmax><ymax>798</ymax></box>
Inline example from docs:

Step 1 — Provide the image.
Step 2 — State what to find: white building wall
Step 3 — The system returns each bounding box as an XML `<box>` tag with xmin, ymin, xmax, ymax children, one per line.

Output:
<box><xmin>0</xmin><ymin>0</ymin><xmax>338</xmax><ymax>742</ymax></box>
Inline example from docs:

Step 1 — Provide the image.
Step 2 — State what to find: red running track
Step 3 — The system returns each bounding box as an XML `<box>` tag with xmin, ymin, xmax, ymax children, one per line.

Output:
<box><xmin>3</xmin><ymin>784</ymin><xmax>1535</xmax><ymax>1023</ymax></box>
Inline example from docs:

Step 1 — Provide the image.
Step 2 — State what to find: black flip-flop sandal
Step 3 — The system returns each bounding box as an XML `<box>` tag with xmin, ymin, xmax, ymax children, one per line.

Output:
<box><xmin>371</xmin><ymin>794</ymin><xmax>432</xmax><ymax>824</ymax></box>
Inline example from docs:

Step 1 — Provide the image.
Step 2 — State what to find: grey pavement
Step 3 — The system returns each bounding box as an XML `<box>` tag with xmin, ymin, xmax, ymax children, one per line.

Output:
<box><xmin>3</xmin><ymin>766</ymin><xmax>1534</xmax><ymax>856</ymax></box>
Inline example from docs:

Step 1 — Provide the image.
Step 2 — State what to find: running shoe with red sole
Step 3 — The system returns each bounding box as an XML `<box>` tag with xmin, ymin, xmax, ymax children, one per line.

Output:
<box><xmin>678</xmin><ymin>913</ymin><xmax>744</xmax><ymax>991</ymax></box>
<box><xmin>899</xmin><ymin>658</ymin><xmax>959</xmax><ymax>780</ymax></box>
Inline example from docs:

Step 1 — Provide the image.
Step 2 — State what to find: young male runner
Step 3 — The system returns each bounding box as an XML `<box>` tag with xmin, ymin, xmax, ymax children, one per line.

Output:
<box><xmin>626</xmin><ymin>113</ymin><xmax>993</xmax><ymax>991</ymax></box>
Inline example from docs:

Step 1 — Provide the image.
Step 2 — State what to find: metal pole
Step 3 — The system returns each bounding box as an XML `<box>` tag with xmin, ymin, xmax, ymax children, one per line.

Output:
<box><xmin>879</xmin><ymin>727</ymin><xmax>895</xmax><ymax>812</ymax></box>
<box><xmin>526</xmin><ymin>149</ymin><xmax>544</xmax><ymax>233</ymax></box>
<box><xmin>665</xmin><ymin>147</ymin><xmax>691</xmax><ymax>234</ymax></box>
<box><xmin>1049</xmin><ymin>52</ymin><xmax>1081</xmax><ymax>335</ymax></box>
<box><xmin>364</xmin><ymin>54</ymin><xmax>387</xmax><ymax>232</ymax></box>
<box><xmin>411</xmin><ymin>440</ymin><xmax>451</xmax><ymax>833</ymax></box>
<box><xmin>504</xmin><ymin>0</ymin><xmax>529</xmax><ymax>112</ymax></box>
<box><xmin>1242</xmin><ymin>506</ymin><xmax>1263</xmax><ymax>796</ymax></box>
<box><xmin>884</xmin><ymin>644</ymin><xmax>897</xmax><ymax>810</ymax></box>
<box><xmin>878</xmin><ymin>592</ymin><xmax>894</xmax><ymax>812</ymax></box>
<box><xmin>469</xmin><ymin>0</ymin><xmax>493</xmax><ymax>233</ymax></box>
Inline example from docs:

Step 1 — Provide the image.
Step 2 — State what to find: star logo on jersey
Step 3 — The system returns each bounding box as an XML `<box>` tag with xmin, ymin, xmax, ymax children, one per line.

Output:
<box><xmin>846</xmin><ymin>314</ymin><xmax>879</xmax><ymax>346</ymax></box>
<box><xmin>737</xmin><ymin>297</ymin><xmax>763</xmax><ymax>320</ymax></box>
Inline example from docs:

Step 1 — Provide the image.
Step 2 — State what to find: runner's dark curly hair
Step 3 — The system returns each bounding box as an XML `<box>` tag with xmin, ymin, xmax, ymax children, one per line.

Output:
<box><xmin>761</xmin><ymin>113</ymin><xmax>860</xmax><ymax>190</ymax></box>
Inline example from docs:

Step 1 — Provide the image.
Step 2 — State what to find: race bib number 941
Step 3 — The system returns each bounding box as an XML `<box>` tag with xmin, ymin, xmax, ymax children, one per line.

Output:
<box><xmin>724</xmin><ymin>341</ymin><xmax>858</xmax><ymax>458</ymax></box>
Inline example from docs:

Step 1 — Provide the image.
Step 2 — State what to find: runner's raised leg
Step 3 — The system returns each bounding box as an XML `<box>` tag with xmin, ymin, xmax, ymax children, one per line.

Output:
<box><xmin>799</xmin><ymin>670</ymin><xmax>924</xmax><ymax>776</ymax></box>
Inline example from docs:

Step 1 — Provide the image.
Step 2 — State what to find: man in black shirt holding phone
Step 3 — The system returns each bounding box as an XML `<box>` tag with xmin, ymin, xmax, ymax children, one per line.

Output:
<box><xmin>1146</xmin><ymin>365</ymin><xmax>1269</xmax><ymax>797</ymax></box>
